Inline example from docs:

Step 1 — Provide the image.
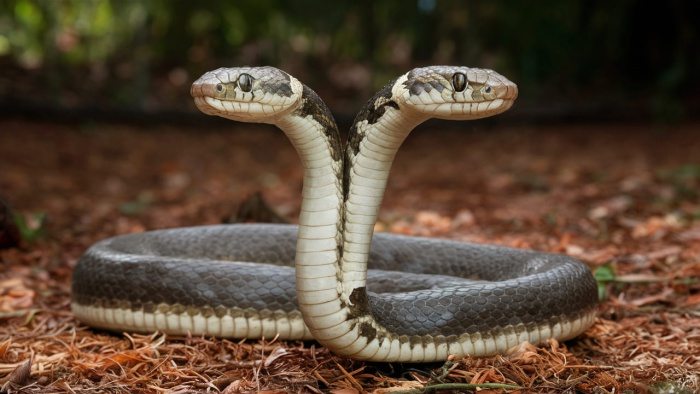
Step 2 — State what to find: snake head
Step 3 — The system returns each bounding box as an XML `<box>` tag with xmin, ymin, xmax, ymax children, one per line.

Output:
<box><xmin>395</xmin><ymin>66</ymin><xmax>518</xmax><ymax>120</ymax></box>
<box><xmin>191</xmin><ymin>66</ymin><xmax>303</xmax><ymax>123</ymax></box>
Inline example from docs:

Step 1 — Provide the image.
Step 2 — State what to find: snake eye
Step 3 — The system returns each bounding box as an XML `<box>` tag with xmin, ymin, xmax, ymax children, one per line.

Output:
<box><xmin>238</xmin><ymin>73</ymin><xmax>253</xmax><ymax>92</ymax></box>
<box><xmin>215</xmin><ymin>83</ymin><xmax>224</xmax><ymax>93</ymax></box>
<box><xmin>452</xmin><ymin>72</ymin><xmax>467</xmax><ymax>92</ymax></box>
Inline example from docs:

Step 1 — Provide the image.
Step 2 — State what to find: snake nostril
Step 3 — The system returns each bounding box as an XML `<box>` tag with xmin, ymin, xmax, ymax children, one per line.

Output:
<box><xmin>216</xmin><ymin>83</ymin><xmax>224</xmax><ymax>93</ymax></box>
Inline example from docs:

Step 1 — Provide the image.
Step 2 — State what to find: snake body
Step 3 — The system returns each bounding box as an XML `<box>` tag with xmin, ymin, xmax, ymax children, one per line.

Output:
<box><xmin>72</xmin><ymin>66</ymin><xmax>597</xmax><ymax>362</ymax></box>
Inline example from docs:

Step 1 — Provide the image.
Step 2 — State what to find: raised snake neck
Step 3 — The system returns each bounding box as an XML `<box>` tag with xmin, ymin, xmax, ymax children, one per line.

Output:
<box><xmin>72</xmin><ymin>66</ymin><xmax>597</xmax><ymax>362</ymax></box>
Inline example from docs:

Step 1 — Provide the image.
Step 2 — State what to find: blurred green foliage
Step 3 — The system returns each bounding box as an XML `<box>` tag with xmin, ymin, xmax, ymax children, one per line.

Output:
<box><xmin>0</xmin><ymin>0</ymin><xmax>698</xmax><ymax>116</ymax></box>
<box><xmin>12</xmin><ymin>211</ymin><xmax>47</xmax><ymax>242</ymax></box>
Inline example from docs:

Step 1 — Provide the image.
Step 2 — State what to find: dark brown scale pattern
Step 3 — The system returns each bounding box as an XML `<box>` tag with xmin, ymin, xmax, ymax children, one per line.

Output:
<box><xmin>344</xmin><ymin>77</ymin><xmax>398</xmax><ymax>201</ymax></box>
<box><xmin>258</xmin><ymin>66</ymin><xmax>293</xmax><ymax>97</ymax></box>
<box><xmin>403</xmin><ymin>67</ymin><xmax>452</xmax><ymax>95</ymax></box>
<box><xmin>347</xmin><ymin>77</ymin><xmax>398</xmax><ymax>157</ymax></box>
<box><xmin>294</xmin><ymin>85</ymin><xmax>343</xmax><ymax>161</ymax></box>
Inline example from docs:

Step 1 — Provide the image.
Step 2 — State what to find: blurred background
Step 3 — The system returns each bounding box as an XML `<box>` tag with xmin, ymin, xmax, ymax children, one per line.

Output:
<box><xmin>1</xmin><ymin>0</ymin><xmax>699</xmax><ymax>126</ymax></box>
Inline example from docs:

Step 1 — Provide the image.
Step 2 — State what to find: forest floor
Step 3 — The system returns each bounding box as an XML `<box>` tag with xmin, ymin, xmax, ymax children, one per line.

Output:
<box><xmin>0</xmin><ymin>119</ymin><xmax>698</xmax><ymax>393</ymax></box>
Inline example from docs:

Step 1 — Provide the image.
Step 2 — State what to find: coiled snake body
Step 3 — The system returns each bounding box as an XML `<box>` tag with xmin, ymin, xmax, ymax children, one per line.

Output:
<box><xmin>72</xmin><ymin>66</ymin><xmax>597</xmax><ymax>362</ymax></box>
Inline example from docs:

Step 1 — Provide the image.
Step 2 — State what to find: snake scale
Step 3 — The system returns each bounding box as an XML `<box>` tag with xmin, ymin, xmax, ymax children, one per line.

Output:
<box><xmin>72</xmin><ymin>66</ymin><xmax>598</xmax><ymax>362</ymax></box>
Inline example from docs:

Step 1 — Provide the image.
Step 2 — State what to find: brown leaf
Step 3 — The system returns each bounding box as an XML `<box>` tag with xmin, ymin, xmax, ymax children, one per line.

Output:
<box><xmin>88</xmin><ymin>350</ymin><xmax>150</xmax><ymax>372</ymax></box>
<box><xmin>0</xmin><ymin>278</ymin><xmax>35</xmax><ymax>312</ymax></box>
<box><xmin>682</xmin><ymin>293</ymin><xmax>700</xmax><ymax>307</ymax></box>
<box><xmin>588</xmin><ymin>196</ymin><xmax>633</xmax><ymax>220</ymax></box>
<box><xmin>222</xmin><ymin>379</ymin><xmax>255</xmax><ymax>394</ymax></box>
<box><xmin>0</xmin><ymin>358</ymin><xmax>32</xmax><ymax>389</ymax></box>
<box><xmin>506</xmin><ymin>341</ymin><xmax>540</xmax><ymax>364</ymax></box>
<box><xmin>263</xmin><ymin>347</ymin><xmax>289</xmax><ymax>367</ymax></box>
<box><xmin>630</xmin><ymin>288</ymin><xmax>675</xmax><ymax>307</ymax></box>
<box><xmin>646</xmin><ymin>246</ymin><xmax>682</xmax><ymax>261</ymax></box>
<box><xmin>677</xmin><ymin>226</ymin><xmax>700</xmax><ymax>242</ymax></box>
<box><xmin>0</xmin><ymin>339</ymin><xmax>10</xmax><ymax>360</ymax></box>
<box><xmin>415</xmin><ymin>210</ymin><xmax>451</xmax><ymax>233</ymax></box>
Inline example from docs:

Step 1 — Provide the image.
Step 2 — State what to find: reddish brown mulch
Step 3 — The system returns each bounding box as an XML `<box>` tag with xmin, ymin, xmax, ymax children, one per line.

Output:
<box><xmin>1</xmin><ymin>120</ymin><xmax>698</xmax><ymax>393</ymax></box>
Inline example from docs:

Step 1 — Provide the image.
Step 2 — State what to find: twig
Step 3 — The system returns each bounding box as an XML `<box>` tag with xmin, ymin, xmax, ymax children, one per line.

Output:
<box><xmin>334</xmin><ymin>361</ymin><xmax>364</xmax><ymax>392</ymax></box>
<box><xmin>560</xmin><ymin>364</ymin><xmax>615</xmax><ymax>370</ymax></box>
<box><xmin>393</xmin><ymin>382</ymin><xmax>522</xmax><ymax>393</ymax></box>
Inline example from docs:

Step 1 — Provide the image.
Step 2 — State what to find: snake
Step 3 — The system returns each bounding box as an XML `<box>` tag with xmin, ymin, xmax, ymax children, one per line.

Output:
<box><xmin>72</xmin><ymin>66</ymin><xmax>598</xmax><ymax>362</ymax></box>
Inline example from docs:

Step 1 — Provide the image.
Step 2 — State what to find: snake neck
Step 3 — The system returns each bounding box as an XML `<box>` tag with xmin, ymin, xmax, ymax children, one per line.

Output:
<box><xmin>274</xmin><ymin>84</ymin><xmax>344</xmax><ymax>240</ymax></box>
<box><xmin>341</xmin><ymin>77</ymin><xmax>427</xmax><ymax>295</ymax></box>
<box><xmin>272</xmin><ymin>84</ymin><xmax>348</xmax><ymax>341</ymax></box>
<box><xmin>284</xmin><ymin>73</ymin><xmax>434</xmax><ymax>357</ymax></box>
<box><xmin>334</xmin><ymin>76</ymin><xmax>431</xmax><ymax>359</ymax></box>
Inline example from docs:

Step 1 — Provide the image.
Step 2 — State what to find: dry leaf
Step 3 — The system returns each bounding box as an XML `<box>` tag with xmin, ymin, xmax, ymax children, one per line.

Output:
<box><xmin>0</xmin><ymin>358</ymin><xmax>32</xmax><ymax>389</ymax></box>
<box><xmin>263</xmin><ymin>347</ymin><xmax>288</xmax><ymax>367</ymax></box>
<box><xmin>0</xmin><ymin>278</ymin><xmax>35</xmax><ymax>312</ymax></box>
<box><xmin>0</xmin><ymin>339</ymin><xmax>10</xmax><ymax>360</ymax></box>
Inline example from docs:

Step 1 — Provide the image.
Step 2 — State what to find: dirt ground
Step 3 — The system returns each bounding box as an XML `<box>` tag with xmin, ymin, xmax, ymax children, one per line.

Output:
<box><xmin>0</xmin><ymin>119</ymin><xmax>698</xmax><ymax>393</ymax></box>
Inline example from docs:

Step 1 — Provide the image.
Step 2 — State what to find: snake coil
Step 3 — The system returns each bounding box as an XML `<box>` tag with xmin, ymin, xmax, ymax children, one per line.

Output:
<box><xmin>72</xmin><ymin>66</ymin><xmax>597</xmax><ymax>362</ymax></box>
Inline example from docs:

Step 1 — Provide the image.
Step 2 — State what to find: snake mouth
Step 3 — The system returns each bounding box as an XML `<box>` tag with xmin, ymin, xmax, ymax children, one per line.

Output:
<box><xmin>414</xmin><ymin>97</ymin><xmax>516</xmax><ymax>120</ymax></box>
<box><xmin>192</xmin><ymin>95</ymin><xmax>293</xmax><ymax>122</ymax></box>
